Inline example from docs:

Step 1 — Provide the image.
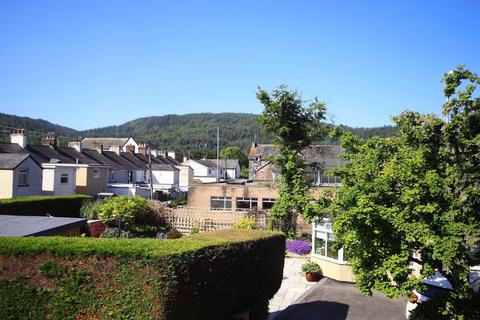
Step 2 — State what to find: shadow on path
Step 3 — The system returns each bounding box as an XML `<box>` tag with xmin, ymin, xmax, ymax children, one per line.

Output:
<box><xmin>272</xmin><ymin>301</ymin><xmax>349</xmax><ymax>320</ymax></box>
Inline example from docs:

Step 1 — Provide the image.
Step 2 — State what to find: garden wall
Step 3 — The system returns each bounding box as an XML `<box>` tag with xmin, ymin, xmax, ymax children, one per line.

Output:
<box><xmin>0</xmin><ymin>195</ymin><xmax>91</xmax><ymax>218</ymax></box>
<box><xmin>0</xmin><ymin>229</ymin><xmax>285</xmax><ymax>320</ymax></box>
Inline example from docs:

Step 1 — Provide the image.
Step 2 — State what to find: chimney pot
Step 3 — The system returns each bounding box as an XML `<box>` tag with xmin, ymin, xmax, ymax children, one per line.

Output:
<box><xmin>10</xmin><ymin>128</ymin><xmax>27</xmax><ymax>148</ymax></box>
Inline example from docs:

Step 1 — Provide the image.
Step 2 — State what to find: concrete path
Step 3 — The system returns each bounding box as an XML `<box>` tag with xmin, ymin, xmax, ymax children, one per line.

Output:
<box><xmin>268</xmin><ymin>256</ymin><xmax>318</xmax><ymax>314</ymax></box>
<box><xmin>272</xmin><ymin>278</ymin><xmax>405</xmax><ymax>320</ymax></box>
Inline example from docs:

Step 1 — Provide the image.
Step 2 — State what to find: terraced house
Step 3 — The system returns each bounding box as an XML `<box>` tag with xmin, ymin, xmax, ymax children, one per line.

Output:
<box><xmin>1</xmin><ymin>130</ymin><xmax>192</xmax><ymax>199</ymax></box>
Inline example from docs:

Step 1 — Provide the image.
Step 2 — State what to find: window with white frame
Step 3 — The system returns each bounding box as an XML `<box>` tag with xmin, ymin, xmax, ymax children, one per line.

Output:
<box><xmin>313</xmin><ymin>218</ymin><xmax>348</xmax><ymax>263</ymax></box>
<box><xmin>92</xmin><ymin>169</ymin><xmax>101</xmax><ymax>179</ymax></box>
<box><xmin>60</xmin><ymin>173</ymin><xmax>69</xmax><ymax>184</ymax></box>
<box><xmin>18</xmin><ymin>169</ymin><xmax>28</xmax><ymax>186</ymax></box>
<box><xmin>210</xmin><ymin>196</ymin><xmax>232</xmax><ymax>210</ymax></box>
<box><xmin>236</xmin><ymin>197</ymin><xmax>258</xmax><ymax>210</ymax></box>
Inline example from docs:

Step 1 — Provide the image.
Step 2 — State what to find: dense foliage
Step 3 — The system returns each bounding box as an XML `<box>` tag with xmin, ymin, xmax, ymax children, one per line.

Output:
<box><xmin>220</xmin><ymin>146</ymin><xmax>248</xmax><ymax>168</ymax></box>
<box><xmin>79</xmin><ymin>198</ymin><xmax>104</xmax><ymax>220</ymax></box>
<box><xmin>257</xmin><ymin>86</ymin><xmax>326</xmax><ymax>235</ymax></box>
<box><xmin>301</xmin><ymin>261</ymin><xmax>322</xmax><ymax>274</ymax></box>
<box><xmin>233</xmin><ymin>216</ymin><xmax>256</xmax><ymax>230</ymax></box>
<box><xmin>0</xmin><ymin>195</ymin><xmax>91</xmax><ymax>218</ymax></box>
<box><xmin>98</xmin><ymin>196</ymin><xmax>149</xmax><ymax>230</ymax></box>
<box><xmin>0</xmin><ymin>230</ymin><xmax>285</xmax><ymax>320</ymax></box>
<box><xmin>1</xmin><ymin>112</ymin><xmax>396</xmax><ymax>154</ymax></box>
<box><xmin>318</xmin><ymin>66</ymin><xmax>480</xmax><ymax>319</ymax></box>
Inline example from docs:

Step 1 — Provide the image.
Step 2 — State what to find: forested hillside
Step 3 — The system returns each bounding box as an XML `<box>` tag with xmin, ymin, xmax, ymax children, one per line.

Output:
<box><xmin>0</xmin><ymin>112</ymin><xmax>80</xmax><ymax>145</ymax></box>
<box><xmin>1</xmin><ymin>112</ymin><xmax>396</xmax><ymax>157</ymax></box>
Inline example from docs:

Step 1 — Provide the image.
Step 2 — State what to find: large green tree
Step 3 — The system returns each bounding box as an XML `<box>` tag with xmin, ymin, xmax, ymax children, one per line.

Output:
<box><xmin>319</xmin><ymin>66</ymin><xmax>480</xmax><ymax>319</ymax></box>
<box><xmin>257</xmin><ymin>86</ymin><xmax>327</xmax><ymax>235</ymax></box>
<box><xmin>220</xmin><ymin>146</ymin><xmax>248</xmax><ymax>168</ymax></box>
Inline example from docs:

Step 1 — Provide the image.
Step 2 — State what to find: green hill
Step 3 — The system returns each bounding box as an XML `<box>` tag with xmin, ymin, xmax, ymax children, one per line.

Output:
<box><xmin>0</xmin><ymin>112</ymin><xmax>396</xmax><ymax>157</ymax></box>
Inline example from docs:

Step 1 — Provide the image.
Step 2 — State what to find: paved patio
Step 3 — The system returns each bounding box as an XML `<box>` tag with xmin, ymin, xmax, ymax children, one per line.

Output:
<box><xmin>268</xmin><ymin>256</ymin><xmax>318</xmax><ymax>314</ymax></box>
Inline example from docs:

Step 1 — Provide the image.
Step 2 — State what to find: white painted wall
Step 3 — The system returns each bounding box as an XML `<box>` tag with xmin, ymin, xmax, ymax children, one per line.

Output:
<box><xmin>176</xmin><ymin>165</ymin><xmax>193</xmax><ymax>191</ymax></box>
<box><xmin>122</xmin><ymin>138</ymin><xmax>140</xmax><ymax>153</ymax></box>
<box><xmin>42</xmin><ymin>168</ymin><xmax>55</xmax><ymax>193</ymax></box>
<box><xmin>53</xmin><ymin>168</ymin><xmax>76</xmax><ymax>195</ymax></box>
<box><xmin>151</xmin><ymin>169</ymin><xmax>180</xmax><ymax>190</ymax></box>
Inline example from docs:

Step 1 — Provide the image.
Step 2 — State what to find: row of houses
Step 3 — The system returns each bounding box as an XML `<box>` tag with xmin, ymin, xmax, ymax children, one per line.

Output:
<box><xmin>0</xmin><ymin>130</ymin><xmax>194</xmax><ymax>199</ymax></box>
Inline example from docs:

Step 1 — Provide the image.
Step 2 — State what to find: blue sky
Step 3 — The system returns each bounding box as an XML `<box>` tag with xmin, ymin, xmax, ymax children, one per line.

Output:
<box><xmin>0</xmin><ymin>0</ymin><xmax>479</xmax><ymax>130</ymax></box>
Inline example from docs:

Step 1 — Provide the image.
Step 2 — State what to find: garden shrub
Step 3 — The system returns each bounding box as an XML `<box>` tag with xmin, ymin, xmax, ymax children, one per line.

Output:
<box><xmin>0</xmin><ymin>229</ymin><xmax>285</xmax><ymax>320</ymax></box>
<box><xmin>286</xmin><ymin>240</ymin><xmax>312</xmax><ymax>255</ymax></box>
<box><xmin>166</xmin><ymin>229</ymin><xmax>182</xmax><ymax>239</ymax></box>
<box><xmin>234</xmin><ymin>216</ymin><xmax>256</xmax><ymax>230</ymax></box>
<box><xmin>0</xmin><ymin>195</ymin><xmax>91</xmax><ymax>218</ymax></box>
<box><xmin>98</xmin><ymin>196</ymin><xmax>149</xmax><ymax>230</ymax></box>
<box><xmin>79</xmin><ymin>199</ymin><xmax>104</xmax><ymax>220</ymax></box>
<box><xmin>100</xmin><ymin>227</ymin><xmax>132</xmax><ymax>238</ymax></box>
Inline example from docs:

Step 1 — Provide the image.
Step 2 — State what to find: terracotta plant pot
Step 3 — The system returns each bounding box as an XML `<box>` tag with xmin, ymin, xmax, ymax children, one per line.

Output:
<box><xmin>305</xmin><ymin>272</ymin><xmax>321</xmax><ymax>282</ymax></box>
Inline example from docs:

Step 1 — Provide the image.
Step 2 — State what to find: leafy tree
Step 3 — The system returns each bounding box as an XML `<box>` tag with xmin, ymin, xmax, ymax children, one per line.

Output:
<box><xmin>220</xmin><ymin>146</ymin><xmax>248</xmax><ymax>168</ymax></box>
<box><xmin>257</xmin><ymin>86</ymin><xmax>327</xmax><ymax>235</ymax></box>
<box><xmin>319</xmin><ymin>66</ymin><xmax>480</xmax><ymax>318</ymax></box>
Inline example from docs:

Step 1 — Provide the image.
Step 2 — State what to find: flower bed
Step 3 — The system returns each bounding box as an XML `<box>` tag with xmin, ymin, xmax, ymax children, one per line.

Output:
<box><xmin>286</xmin><ymin>240</ymin><xmax>312</xmax><ymax>255</ymax></box>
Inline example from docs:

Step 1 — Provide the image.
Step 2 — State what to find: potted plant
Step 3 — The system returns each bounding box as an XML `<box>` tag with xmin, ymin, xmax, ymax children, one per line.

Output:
<box><xmin>302</xmin><ymin>261</ymin><xmax>322</xmax><ymax>282</ymax></box>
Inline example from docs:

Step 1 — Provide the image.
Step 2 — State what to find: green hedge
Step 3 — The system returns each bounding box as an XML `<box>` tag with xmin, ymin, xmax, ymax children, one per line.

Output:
<box><xmin>0</xmin><ymin>229</ymin><xmax>285</xmax><ymax>320</ymax></box>
<box><xmin>0</xmin><ymin>195</ymin><xmax>91</xmax><ymax>218</ymax></box>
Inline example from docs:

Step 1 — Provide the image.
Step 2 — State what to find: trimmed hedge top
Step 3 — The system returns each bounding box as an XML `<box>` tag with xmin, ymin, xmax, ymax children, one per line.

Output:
<box><xmin>0</xmin><ymin>194</ymin><xmax>92</xmax><ymax>218</ymax></box>
<box><xmin>0</xmin><ymin>229</ymin><xmax>284</xmax><ymax>259</ymax></box>
<box><xmin>0</xmin><ymin>195</ymin><xmax>91</xmax><ymax>204</ymax></box>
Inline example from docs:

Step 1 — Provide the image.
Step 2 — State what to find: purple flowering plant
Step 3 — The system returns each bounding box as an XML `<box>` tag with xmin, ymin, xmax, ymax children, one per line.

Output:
<box><xmin>286</xmin><ymin>240</ymin><xmax>312</xmax><ymax>255</ymax></box>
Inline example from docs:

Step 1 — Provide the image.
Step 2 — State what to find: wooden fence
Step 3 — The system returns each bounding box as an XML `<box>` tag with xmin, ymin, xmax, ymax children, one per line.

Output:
<box><xmin>149</xmin><ymin>202</ymin><xmax>268</xmax><ymax>235</ymax></box>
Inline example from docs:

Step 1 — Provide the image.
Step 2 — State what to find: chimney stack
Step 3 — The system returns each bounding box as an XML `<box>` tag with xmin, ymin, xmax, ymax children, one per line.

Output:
<box><xmin>109</xmin><ymin>145</ymin><xmax>121</xmax><ymax>155</ymax></box>
<box><xmin>68</xmin><ymin>139</ymin><xmax>82</xmax><ymax>153</ymax></box>
<box><xmin>126</xmin><ymin>144</ymin><xmax>135</xmax><ymax>153</ymax></box>
<box><xmin>150</xmin><ymin>149</ymin><xmax>158</xmax><ymax>157</ymax></box>
<box><xmin>42</xmin><ymin>132</ymin><xmax>59</xmax><ymax>147</ymax></box>
<box><xmin>10</xmin><ymin>128</ymin><xmax>27</xmax><ymax>148</ymax></box>
<box><xmin>138</xmin><ymin>143</ymin><xmax>148</xmax><ymax>156</ymax></box>
<box><xmin>167</xmin><ymin>151</ymin><xmax>176</xmax><ymax>160</ymax></box>
<box><xmin>183</xmin><ymin>156</ymin><xmax>188</xmax><ymax>163</ymax></box>
<box><xmin>92</xmin><ymin>141</ymin><xmax>103</xmax><ymax>154</ymax></box>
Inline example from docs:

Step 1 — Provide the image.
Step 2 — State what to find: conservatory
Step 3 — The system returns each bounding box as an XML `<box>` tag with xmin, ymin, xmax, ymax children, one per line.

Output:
<box><xmin>311</xmin><ymin>218</ymin><xmax>355</xmax><ymax>282</ymax></box>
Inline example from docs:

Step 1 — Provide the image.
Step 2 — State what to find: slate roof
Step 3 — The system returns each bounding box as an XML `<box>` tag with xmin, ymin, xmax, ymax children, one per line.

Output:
<box><xmin>56</xmin><ymin>147</ymin><xmax>101</xmax><ymax>165</ymax></box>
<box><xmin>165</xmin><ymin>156</ymin><xmax>180</xmax><ymax>165</ymax></box>
<box><xmin>249</xmin><ymin>144</ymin><xmax>343</xmax><ymax>170</ymax></box>
<box><xmin>102</xmin><ymin>151</ymin><xmax>138</xmax><ymax>170</ymax></box>
<box><xmin>0</xmin><ymin>143</ymin><xmax>28</xmax><ymax>154</ymax></box>
<box><xmin>151</xmin><ymin>164</ymin><xmax>179</xmax><ymax>171</ymax></box>
<box><xmin>0</xmin><ymin>153</ymin><xmax>30</xmax><ymax>169</ymax></box>
<box><xmin>0</xmin><ymin>215</ymin><xmax>87</xmax><ymax>237</ymax></box>
<box><xmin>81</xmin><ymin>138</ymin><xmax>129</xmax><ymax>150</ymax></box>
<box><xmin>121</xmin><ymin>152</ymin><xmax>149</xmax><ymax>170</ymax></box>
<box><xmin>82</xmin><ymin>149</ymin><xmax>125</xmax><ymax>170</ymax></box>
<box><xmin>206</xmin><ymin>159</ymin><xmax>239</xmax><ymax>169</ymax></box>
<box><xmin>194</xmin><ymin>159</ymin><xmax>218</xmax><ymax>168</ymax></box>
<box><xmin>26</xmin><ymin>145</ymin><xmax>75</xmax><ymax>164</ymax></box>
<box><xmin>302</xmin><ymin>145</ymin><xmax>343</xmax><ymax>170</ymax></box>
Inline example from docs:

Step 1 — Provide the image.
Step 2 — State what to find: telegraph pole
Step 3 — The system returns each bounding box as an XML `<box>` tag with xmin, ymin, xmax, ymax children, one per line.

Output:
<box><xmin>216</xmin><ymin>126</ymin><xmax>219</xmax><ymax>182</ymax></box>
<box><xmin>148</xmin><ymin>148</ymin><xmax>154</xmax><ymax>200</ymax></box>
